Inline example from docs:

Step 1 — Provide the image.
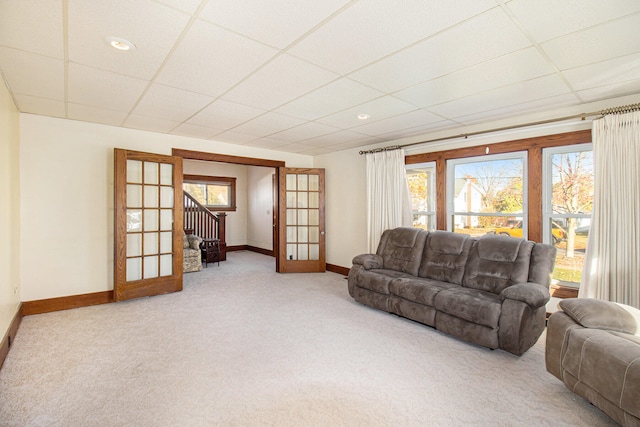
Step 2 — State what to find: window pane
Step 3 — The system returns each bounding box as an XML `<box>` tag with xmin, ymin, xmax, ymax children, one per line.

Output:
<box><xmin>206</xmin><ymin>184</ymin><xmax>230</xmax><ymax>206</ymax></box>
<box><xmin>551</xmin><ymin>151</ymin><xmax>593</xmax><ymax>215</ymax></box>
<box><xmin>183</xmin><ymin>183</ymin><xmax>207</xmax><ymax>205</ymax></box>
<box><xmin>453</xmin><ymin>215</ymin><xmax>524</xmax><ymax>238</ymax></box>
<box><xmin>406</xmin><ymin>163</ymin><xmax>436</xmax><ymax>231</ymax></box>
<box><xmin>545</xmin><ymin>146</ymin><xmax>593</xmax><ymax>286</ymax></box>
<box><xmin>448</xmin><ymin>154</ymin><xmax>526</xmax><ymax>235</ymax></box>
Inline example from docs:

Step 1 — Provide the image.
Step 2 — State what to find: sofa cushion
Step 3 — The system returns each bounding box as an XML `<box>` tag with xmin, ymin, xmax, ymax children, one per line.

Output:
<box><xmin>418</xmin><ymin>231</ymin><xmax>472</xmax><ymax>285</ymax></box>
<box><xmin>377</xmin><ymin>227</ymin><xmax>428</xmax><ymax>276</ymax></box>
<box><xmin>462</xmin><ymin>234</ymin><xmax>533</xmax><ymax>294</ymax></box>
<box><xmin>559</xmin><ymin>298</ymin><xmax>638</xmax><ymax>335</ymax></box>
<box><xmin>356</xmin><ymin>269</ymin><xmax>412</xmax><ymax>295</ymax></box>
<box><xmin>389</xmin><ymin>277</ymin><xmax>458</xmax><ymax>306</ymax></box>
<box><xmin>433</xmin><ymin>287</ymin><xmax>502</xmax><ymax>328</ymax></box>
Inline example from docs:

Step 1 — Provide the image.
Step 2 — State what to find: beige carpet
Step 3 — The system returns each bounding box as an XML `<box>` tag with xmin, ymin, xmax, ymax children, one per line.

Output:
<box><xmin>0</xmin><ymin>251</ymin><xmax>615</xmax><ymax>426</ymax></box>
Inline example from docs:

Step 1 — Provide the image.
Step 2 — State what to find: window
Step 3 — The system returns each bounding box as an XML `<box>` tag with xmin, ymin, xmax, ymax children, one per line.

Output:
<box><xmin>447</xmin><ymin>152</ymin><xmax>527</xmax><ymax>237</ymax></box>
<box><xmin>183</xmin><ymin>175</ymin><xmax>236</xmax><ymax>211</ymax></box>
<box><xmin>406</xmin><ymin>162</ymin><xmax>436</xmax><ymax>231</ymax></box>
<box><xmin>543</xmin><ymin>144</ymin><xmax>593</xmax><ymax>286</ymax></box>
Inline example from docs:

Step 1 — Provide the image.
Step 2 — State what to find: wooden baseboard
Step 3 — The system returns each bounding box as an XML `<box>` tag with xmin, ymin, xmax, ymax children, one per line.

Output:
<box><xmin>21</xmin><ymin>291</ymin><xmax>114</xmax><ymax>316</ymax></box>
<box><xmin>226</xmin><ymin>244</ymin><xmax>247</xmax><ymax>252</ymax></box>
<box><xmin>1</xmin><ymin>304</ymin><xmax>23</xmax><ymax>371</ymax></box>
<box><xmin>246</xmin><ymin>245</ymin><xmax>274</xmax><ymax>257</ymax></box>
<box><xmin>327</xmin><ymin>263</ymin><xmax>350</xmax><ymax>276</ymax></box>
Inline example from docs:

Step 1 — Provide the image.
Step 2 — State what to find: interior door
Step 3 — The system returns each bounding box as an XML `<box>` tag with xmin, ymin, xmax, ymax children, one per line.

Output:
<box><xmin>278</xmin><ymin>168</ymin><xmax>325</xmax><ymax>273</ymax></box>
<box><xmin>114</xmin><ymin>149</ymin><xmax>183</xmax><ymax>301</ymax></box>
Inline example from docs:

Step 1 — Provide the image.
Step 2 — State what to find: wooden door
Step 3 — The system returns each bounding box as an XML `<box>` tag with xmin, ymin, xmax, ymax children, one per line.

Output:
<box><xmin>278</xmin><ymin>168</ymin><xmax>325</xmax><ymax>273</ymax></box>
<box><xmin>114</xmin><ymin>149</ymin><xmax>184</xmax><ymax>301</ymax></box>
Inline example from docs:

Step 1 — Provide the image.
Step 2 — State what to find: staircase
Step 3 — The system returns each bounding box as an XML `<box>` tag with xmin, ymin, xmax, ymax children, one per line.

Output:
<box><xmin>183</xmin><ymin>191</ymin><xmax>227</xmax><ymax>261</ymax></box>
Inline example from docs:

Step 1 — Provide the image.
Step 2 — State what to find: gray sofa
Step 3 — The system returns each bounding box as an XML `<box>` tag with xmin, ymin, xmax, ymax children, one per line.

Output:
<box><xmin>546</xmin><ymin>298</ymin><xmax>640</xmax><ymax>426</ymax></box>
<box><xmin>348</xmin><ymin>227</ymin><xmax>556</xmax><ymax>355</ymax></box>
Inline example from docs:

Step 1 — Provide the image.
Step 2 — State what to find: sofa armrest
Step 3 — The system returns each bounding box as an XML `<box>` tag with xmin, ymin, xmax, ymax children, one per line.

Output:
<box><xmin>559</xmin><ymin>298</ymin><xmax>638</xmax><ymax>335</ymax></box>
<box><xmin>352</xmin><ymin>254</ymin><xmax>383</xmax><ymax>270</ymax></box>
<box><xmin>501</xmin><ymin>282</ymin><xmax>550</xmax><ymax>309</ymax></box>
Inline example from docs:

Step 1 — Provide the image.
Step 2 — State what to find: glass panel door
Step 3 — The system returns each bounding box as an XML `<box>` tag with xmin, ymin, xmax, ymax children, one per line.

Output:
<box><xmin>114</xmin><ymin>149</ymin><xmax>183</xmax><ymax>301</ymax></box>
<box><xmin>278</xmin><ymin>168</ymin><xmax>325</xmax><ymax>273</ymax></box>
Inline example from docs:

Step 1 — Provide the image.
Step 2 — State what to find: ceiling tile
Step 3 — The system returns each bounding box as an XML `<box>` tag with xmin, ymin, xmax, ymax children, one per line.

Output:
<box><xmin>67</xmin><ymin>63</ymin><xmax>148</xmax><ymax>112</ymax></box>
<box><xmin>349</xmin><ymin>7</ymin><xmax>531</xmax><ymax>93</ymax></box>
<box><xmin>316</xmin><ymin>95</ymin><xmax>419</xmax><ymax>129</ymax></box>
<box><xmin>353</xmin><ymin>109</ymin><xmax>444</xmax><ymax>136</ymax></box>
<box><xmin>577</xmin><ymin>79</ymin><xmax>640</xmax><ymax>103</ymax></box>
<box><xmin>222</xmin><ymin>54</ymin><xmax>339</xmax><ymax>110</ymax></box>
<box><xmin>14</xmin><ymin>94</ymin><xmax>65</xmax><ymax>118</ymax></box>
<box><xmin>188</xmin><ymin>99</ymin><xmax>265</xmax><ymax>130</ymax></box>
<box><xmin>275</xmin><ymin>78</ymin><xmax>384</xmax><ymax>120</ymax></box>
<box><xmin>0</xmin><ymin>48</ymin><xmax>64</xmax><ymax>100</ymax></box>
<box><xmin>230</xmin><ymin>112</ymin><xmax>306</xmax><ymax>137</ymax></box>
<box><xmin>455</xmin><ymin>93</ymin><xmax>580</xmax><ymax>126</ymax></box>
<box><xmin>241</xmin><ymin>137</ymin><xmax>291</xmax><ymax>150</ymax></box>
<box><xmin>377</xmin><ymin>119</ymin><xmax>458</xmax><ymax>140</ymax></box>
<box><xmin>541</xmin><ymin>13</ymin><xmax>640</xmax><ymax>70</ymax></box>
<box><xmin>211</xmin><ymin>131</ymin><xmax>258</xmax><ymax>144</ymax></box>
<box><xmin>0</xmin><ymin>0</ymin><xmax>63</xmax><ymax>57</ymax></box>
<box><xmin>562</xmin><ymin>53</ymin><xmax>640</xmax><ymax>91</ymax></box>
<box><xmin>268</xmin><ymin>122</ymin><xmax>341</xmax><ymax>143</ymax></box>
<box><xmin>394</xmin><ymin>47</ymin><xmax>555</xmax><ymax>108</ymax></box>
<box><xmin>170</xmin><ymin>123</ymin><xmax>223</xmax><ymax>139</ymax></box>
<box><xmin>123</xmin><ymin>114</ymin><xmax>181</xmax><ymax>133</ymax></box>
<box><xmin>67</xmin><ymin>0</ymin><xmax>191</xmax><ymax>80</ymax></box>
<box><xmin>132</xmin><ymin>83</ymin><xmax>214</xmax><ymax>122</ymax></box>
<box><xmin>296</xmin><ymin>130</ymin><xmax>380</xmax><ymax>147</ymax></box>
<box><xmin>507</xmin><ymin>0</ymin><xmax>640</xmax><ymax>42</ymax></box>
<box><xmin>199</xmin><ymin>0</ymin><xmax>350</xmax><ymax>49</ymax></box>
<box><xmin>288</xmin><ymin>0</ymin><xmax>496</xmax><ymax>74</ymax></box>
<box><xmin>429</xmin><ymin>74</ymin><xmax>572</xmax><ymax>119</ymax></box>
<box><xmin>156</xmin><ymin>19</ymin><xmax>278</xmax><ymax>97</ymax></box>
<box><xmin>67</xmin><ymin>103</ymin><xmax>128</xmax><ymax>126</ymax></box>
<box><xmin>154</xmin><ymin>0</ymin><xmax>202</xmax><ymax>15</ymax></box>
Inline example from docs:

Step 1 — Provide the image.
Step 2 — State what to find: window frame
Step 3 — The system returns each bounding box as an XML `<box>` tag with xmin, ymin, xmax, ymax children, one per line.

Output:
<box><xmin>183</xmin><ymin>174</ymin><xmax>237</xmax><ymax>212</ymax></box>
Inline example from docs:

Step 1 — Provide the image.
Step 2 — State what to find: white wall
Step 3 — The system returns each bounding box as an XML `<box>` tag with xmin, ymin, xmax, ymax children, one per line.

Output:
<box><xmin>19</xmin><ymin>115</ymin><xmax>312</xmax><ymax>301</ymax></box>
<box><xmin>183</xmin><ymin>160</ymin><xmax>248</xmax><ymax>247</ymax></box>
<box><xmin>247</xmin><ymin>166</ymin><xmax>275</xmax><ymax>251</ymax></box>
<box><xmin>0</xmin><ymin>77</ymin><xmax>21</xmax><ymax>337</ymax></box>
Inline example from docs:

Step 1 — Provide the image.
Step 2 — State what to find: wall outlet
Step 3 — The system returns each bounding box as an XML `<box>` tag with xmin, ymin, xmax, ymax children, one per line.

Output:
<box><xmin>13</xmin><ymin>284</ymin><xmax>18</xmax><ymax>294</ymax></box>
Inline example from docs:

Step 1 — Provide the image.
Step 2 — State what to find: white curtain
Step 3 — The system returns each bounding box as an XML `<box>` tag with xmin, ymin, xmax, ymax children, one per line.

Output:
<box><xmin>580</xmin><ymin>110</ymin><xmax>640</xmax><ymax>308</ymax></box>
<box><xmin>366</xmin><ymin>148</ymin><xmax>413</xmax><ymax>253</ymax></box>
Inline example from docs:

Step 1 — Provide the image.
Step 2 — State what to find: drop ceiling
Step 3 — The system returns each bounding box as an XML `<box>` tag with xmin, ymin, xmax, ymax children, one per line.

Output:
<box><xmin>1</xmin><ymin>0</ymin><xmax>639</xmax><ymax>155</ymax></box>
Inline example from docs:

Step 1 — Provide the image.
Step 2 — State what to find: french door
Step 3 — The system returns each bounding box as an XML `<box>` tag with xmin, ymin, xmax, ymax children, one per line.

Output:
<box><xmin>278</xmin><ymin>168</ymin><xmax>325</xmax><ymax>273</ymax></box>
<box><xmin>114</xmin><ymin>149</ymin><xmax>184</xmax><ymax>301</ymax></box>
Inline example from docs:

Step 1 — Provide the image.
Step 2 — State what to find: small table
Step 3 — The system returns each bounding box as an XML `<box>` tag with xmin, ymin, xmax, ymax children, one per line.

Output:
<box><xmin>200</xmin><ymin>238</ymin><xmax>220</xmax><ymax>267</ymax></box>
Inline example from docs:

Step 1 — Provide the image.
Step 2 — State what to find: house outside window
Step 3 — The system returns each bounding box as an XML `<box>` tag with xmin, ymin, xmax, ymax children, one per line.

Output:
<box><xmin>447</xmin><ymin>152</ymin><xmax>527</xmax><ymax>237</ymax></box>
<box><xmin>543</xmin><ymin>144</ymin><xmax>593</xmax><ymax>286</ymax></box>
<box><xmin>183</xmin><ymin>175</ymin><xmax>236</xmax><ymax>212</ymax></box>
<box><xmin>406</xmin><ymin>162</ymin><xmax>436</xmax><ymax>231</ymax></box>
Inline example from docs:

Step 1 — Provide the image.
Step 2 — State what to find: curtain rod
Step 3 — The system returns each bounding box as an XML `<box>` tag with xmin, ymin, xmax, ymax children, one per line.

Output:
<box><xmin>358</xmin><ymin>102</ymin><xmax>640</xmax><ymax>155</ymax></box>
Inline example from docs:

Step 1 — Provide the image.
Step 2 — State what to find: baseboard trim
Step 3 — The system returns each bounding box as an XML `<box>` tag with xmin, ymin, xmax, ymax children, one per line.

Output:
<box><xmin>0</xmin><ymin>304</ymin><xmax>23</xmax><ymax>371</ymax></box>
<box><xmin>327</xmin><ymin>263</ymin><xmax>350</xmax><ymax>276</ymax></box>
<box><xmin>21</xmin><ymin>291</ymin><xmax>114</xmax><ymax>316</ymax></box>
<box><xmin>226</xmin><ymin>244</ymin><xmax>247</xmax><ymax>252</ymax></box>
<box><xmin>246</xmin><ymin>245</ymin><xmax>274</xmax><ymax>257</ymax></box>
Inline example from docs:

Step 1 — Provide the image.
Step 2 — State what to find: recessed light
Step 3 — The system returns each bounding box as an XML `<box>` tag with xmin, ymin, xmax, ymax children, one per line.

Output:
<box><xmin>105</xmin><ymin>36</ymin><xmax>136</xmax><ymax>51</ymax></box>
<box><xmin>357</xmin><ymin>113</ymin><xmax>370</xmax><ymax>120</ymax></box>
